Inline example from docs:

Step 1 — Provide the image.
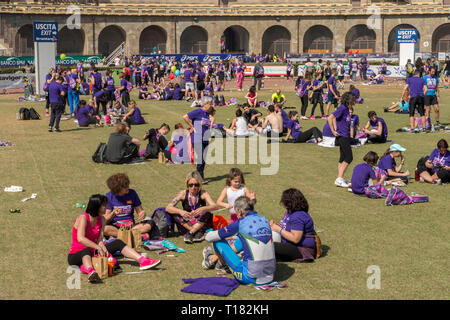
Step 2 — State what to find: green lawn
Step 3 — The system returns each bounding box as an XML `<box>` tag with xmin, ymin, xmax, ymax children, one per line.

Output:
<box><xmin>0</xmin><ymin>80</ymin><xmax>449</xmax><ymax>300</ymax></box>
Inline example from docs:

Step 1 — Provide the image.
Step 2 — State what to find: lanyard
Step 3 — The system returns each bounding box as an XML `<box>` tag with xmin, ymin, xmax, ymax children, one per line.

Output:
<box><xmin>188</xmin><ymin>193</ymin><xmax>198</xmax><ymax>212</ymax></box>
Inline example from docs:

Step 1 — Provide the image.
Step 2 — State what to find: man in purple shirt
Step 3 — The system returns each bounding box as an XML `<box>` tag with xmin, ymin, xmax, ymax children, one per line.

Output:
<box><xmin>48</xmin><ymin>77</ymin><xmax>65</xmax><ymax>132</ymax></box>
<box><xmin>182</xmin><ymin>103</ymin><xmax>215</xmax><ymax>183</ymax></box>
<box><xmin>403</xmin><ymin>69</ymin><xmax>427</xmax><ymax>132</ymax></box>
<box><xmin>327</xmin><ymin>91</ymin><xmax>356</xmax><ymax>188</ymax></box>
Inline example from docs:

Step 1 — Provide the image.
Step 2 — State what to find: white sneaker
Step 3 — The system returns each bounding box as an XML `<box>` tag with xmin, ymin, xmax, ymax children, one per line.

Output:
<box><xmin>335</xmin><ymin>178</ymin><xmax>350</xmax><ymax>188</ymax></box>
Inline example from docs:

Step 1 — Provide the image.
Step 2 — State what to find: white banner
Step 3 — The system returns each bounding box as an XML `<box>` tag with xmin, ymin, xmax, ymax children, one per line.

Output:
<box><xmin>297</xmin><ymin>65</ymin><xmax>407</xmax><ymax>77</ymax></box>
<box><xmin>244</xmin><ymin>64</ymin><xmax>288</xmax><ymax>76</ymax></box>
<box><xmin>0</xmin><ymin>73</ymin><xmax>34</xmax><ymax>90</ymax></box>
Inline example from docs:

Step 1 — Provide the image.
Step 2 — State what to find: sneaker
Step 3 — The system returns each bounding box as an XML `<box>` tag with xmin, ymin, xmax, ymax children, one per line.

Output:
<box><xmin>48</xmin><ymin>127</ymin><xmax>53</xmax><ymax>132</ymax></box>
<box><xmin>201</xmin><ymin>179</ymin><xmax>209</xmax><ymax>185</ymax></box>
<box><xmin>309</xmin><ymin>115</ymin><xmax>316</xmax><ymax>120</ymax></box>
<box><xmin>193</xmin><ymin>231</ymin><xmax>206</xmax><ymax>243</ymax></box>
<box><xmin>335</xmin><ymin>178</ymin><xmax>350</xmax><ymax>188</ymax></box>
<box><xmin>433</xmin><ymin>179</ymin><xmax>442</xmax><ymax>185</ymax></box>
<box><xmin>201</xmin><ymin>246</ymin><xmax>215</xmax><ymax>270</ymax></box>
<box><xmin>321</xmin><ymin>115</ymin><xmax>328</xmax><ymax>119</ymax></box>
<box><xmin>45</xmin><ymin>112</ymin><xmax>50</xmax><ymax>117</ymax></box>
<box><xmin>88</xmin><ymin>270</ymin><xmax>101</xmax><ymax>283</ymax></box>
<box><xmin>184</xmin><ymin>232</ymin><xmax>194</xmax><ymax>244</ymax></box>
<box><xmin>139</xmin><ymin>256</ymin><xmax>161</xmax><ymax>270</ymax></box>
<box><xmin>300</xmin><ymin>116</ymin><xmax>309</xmax><ymax>120</ymax></box>
<box><xmin>215</xmin><ymin>260</ymin><xmax>232</xmax><ymax>274</ymax></box>
<box><xmin>54</xmin><ymin>128</ymin><xmax>62</xmax><ymax>133</ymax></box>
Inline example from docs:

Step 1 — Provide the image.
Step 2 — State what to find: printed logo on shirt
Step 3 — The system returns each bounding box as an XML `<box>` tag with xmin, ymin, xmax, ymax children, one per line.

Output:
<box><xmin>126</xmin><ymin>200</ymin><xmax>132</xmax><ymax>205</ymax></box>
<box><xmin>114</xmin><ymin>205</ymin><xmax>132</xmax><ymax>216</ymax></box>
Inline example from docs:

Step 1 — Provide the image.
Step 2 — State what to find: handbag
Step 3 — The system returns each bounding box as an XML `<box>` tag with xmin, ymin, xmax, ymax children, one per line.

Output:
<box><xmin>117</xmin><ymin>225</ymin><xmax>133</xmax><ymax>247</ymax></box>
<box><xmin>92</xmin><ymin>255</ymin><xmax>108</xmax><ymax>279</ymax></box>
<box><xmin>305</xmin><ymin>231</ymin><xmax>322</xmax><ymax>259</ymax></box>
<box><xmin>158</xmin><ymin>151</ymin><xmax>166</xmax><ymax>164</ymax></box>
<box><xmin>132</xmin><ymin>228</ymin><xmax>142</xmax><ymax>248</ymax></box>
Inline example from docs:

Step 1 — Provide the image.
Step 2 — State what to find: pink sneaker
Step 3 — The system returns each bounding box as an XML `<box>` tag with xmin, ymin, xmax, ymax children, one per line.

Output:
<box><xmin>141</xmin><ymin>233</ymin><xmax>149</xmax><ymax>241</ymax></box>
<box><xmin>80</xmin><ymin>265</ymin><xmax>95</xmax><ymax>274</ymax></box>
<box><xmin>45</xmin><ymin>112</ymin><xmax>50</xmax><ymax>117</ymax></box>
<box><xmin>139</xmin><ymin>256</ymin><xmax>161</xmax><ymax>270</ymax></box>
<box><xmin>321</xmin><ymin>115</ymin><xmax>328</xmax><ymax>119</ymax></box>
<box><xmin>310</xmin><ymin>115</ymin><xmax>316</xmax><ymax>119</ymax></box>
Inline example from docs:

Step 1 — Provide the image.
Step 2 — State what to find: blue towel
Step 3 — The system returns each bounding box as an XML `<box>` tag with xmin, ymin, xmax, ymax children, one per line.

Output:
<box><xmin>181</xmin><ymin>277</ymin><xmax>240</xmax><ymax>297</ymax></box>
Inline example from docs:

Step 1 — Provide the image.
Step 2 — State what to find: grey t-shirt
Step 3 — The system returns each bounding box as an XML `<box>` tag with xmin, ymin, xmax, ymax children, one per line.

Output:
<box><xmin>105</xmin><ymin>132</ymin><xmax>132</xmax><ymax>163</ymax></box>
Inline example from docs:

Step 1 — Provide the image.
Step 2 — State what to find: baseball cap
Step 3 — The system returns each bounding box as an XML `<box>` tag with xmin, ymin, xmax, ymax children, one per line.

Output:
<box><xmin>389</xmin><ymin>144</ymin><xmax>406</xmax><ymax>152</ymax></box>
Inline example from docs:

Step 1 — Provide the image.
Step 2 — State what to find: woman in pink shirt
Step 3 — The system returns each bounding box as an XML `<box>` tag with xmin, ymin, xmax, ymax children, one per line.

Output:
<box><xmin>67</xmin><ymin>194</ymin><xmax>160</xmax><ymax>283</ymax></box>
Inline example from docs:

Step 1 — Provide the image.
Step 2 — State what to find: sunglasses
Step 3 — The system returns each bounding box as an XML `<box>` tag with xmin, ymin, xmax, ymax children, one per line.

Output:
<box><xmin>188</xmin><ymin>183</ymin><xmax>200</xmax><ymax>188</ymax></box>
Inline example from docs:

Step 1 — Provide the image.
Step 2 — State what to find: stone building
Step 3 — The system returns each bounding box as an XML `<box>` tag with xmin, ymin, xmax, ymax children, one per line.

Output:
<box><xmin>1</xmin><ymin>0</ymin><xmax>450</xmax><ymax>57</ymax></box>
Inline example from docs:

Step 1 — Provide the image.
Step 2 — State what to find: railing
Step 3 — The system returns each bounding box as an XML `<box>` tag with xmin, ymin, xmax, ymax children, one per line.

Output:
<box><xmin>103</xmin><ymin>41</ymin><xmax>125</xmax><ymax>66</ymax></box>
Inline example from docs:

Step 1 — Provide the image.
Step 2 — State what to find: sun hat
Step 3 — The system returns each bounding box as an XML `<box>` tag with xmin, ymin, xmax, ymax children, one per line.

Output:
<box><xmin>389</xmin><ymin>144</ymin><xmax>406</xmax><ymax>152</ymax></box>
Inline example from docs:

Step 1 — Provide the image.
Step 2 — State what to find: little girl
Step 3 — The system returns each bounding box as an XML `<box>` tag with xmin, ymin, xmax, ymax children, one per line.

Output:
<box><xmin>245</xmin><ymin>85</ymin><xmax>258</xmax><ymax>108</ymax></box>
<box><xmin>216</xmin><ymin>168</ymin><xmax>256</xmax><ymax>223</ymax></box>
<box><xmin>226</xmin><ymin>109</ymin><xmax>254</xmax><ymax>137</ymax></box>
<box><xmin>350</xmin><ymin>151</ymin><xmax>388</xmax><ymax>198</ymax></box>
<box><xmin>236</xmin><ymin>63</ymin><xmax>244</xmax><ymax>91</ymax></box>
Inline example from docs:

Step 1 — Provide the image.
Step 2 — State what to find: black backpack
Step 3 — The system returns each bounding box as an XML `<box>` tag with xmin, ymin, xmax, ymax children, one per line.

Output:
<box><xmin>19</xmin><ymin>107</ymin><xmax>31</xmax><ymax>120</ymax></box>
<box><xmin>151</xmin><ymin>208</ymin><xmax>169</xmax><ymax>238</ymax></box>
<box><xmin>92</xmin><ymin>142</ymin><xmax>107</xmax><ymax>163</ymax></box>
<box><xmin>29</xmin><ymin>107</ymin><xmax>41</xmax><ymax>120</ymax></box>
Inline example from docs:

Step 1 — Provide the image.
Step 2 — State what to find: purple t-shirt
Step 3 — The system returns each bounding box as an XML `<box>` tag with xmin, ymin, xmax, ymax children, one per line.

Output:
<box><xmin>406</xmin><ymin>76</ymin><xmax>425</xmax><ymax>98</ymax></box>
<box><xmin>332</xmin><ymin>104</ymin><xmax>351</xmax><ymax>138</ymax></box>
<box><xmin>279</xmin><ymin>211</ymin><xmax>315</xmax><ymax>247</ymax></box>
<box><xmin>280</xmin><ymin>109</ymin><xmax>289</xmax><ymax>128</ymax></box>
<box><xmin>48</xmin><ymin>82</ymin><xmax>64</xmax><ymax>104</ymax></box>
<box><xmin>350</xmin><ymin>88</ymin><xmax>360</xmax><ymax>99</ymax></box>
<box><xmin>94</xmin><ymin>90</ymin><xmax>107</xmax><ymax>101</ymax></box>
<box><xmin>197</xmin><ymin>71</ymin><xmax>205</xmax><ymax>81</ymax></box>
<box><xmin>106</xmin><ymin>189</ymin><xmax>142</xmax><ymax>225</ymax></box>
<box><xmin>313</xmin><ymin>79</ymin><xmax>324</xmax><ymax>94</ymax></box>
<box><xmin>105</xmin><ymin>77</ymin><xmax>115</xmax><ymax>91</ymax></box>
<box><xmin>120</xmin><ymin>78</ymin><xmax>128</xmax><ymax>95</ymax></box>
<box><xmin>302</xmin><ymin>80</ymin><xmax>311</xmax><ymax>94</ymax></box>
<box><xmin>328</xmin><ymin>76</ymin><xmax>337</xmax><ymax>94</ymax></box>
<box><xmin>369</xmin><ymin>117</ymin><xmax>388</xmax><ymax>139</ymax></box>
<box><xmin>351</xmin><ymin>114</ymin><xmax>359</xmax><ymax>132</ymax></box>
<box><xmin>287</xmin><ymin>119</ymin><xmax>302</xmax><ymax>140</ymax></box>
<box><xmin>322</xmin><ymin>122</ymin><xmax>333</xmax><ymax>137</ymax></box>
<box><xmin>184</xmin><ymin>70</ymin><xmax>193</xmax><ymax>83</ymax></box>
<box><xmin>76</xmin><ymin>105</ymin><xmax>91</xmax><ymax>126</ymax></box>
<box><xmin>174</xmin><ymin>88</ymin><xmax>183</xmax><ymax>100</ymax></box>
<box><xmin>67</xmin><ymin>73</ymin><xmax>78</xmax><ymax>92</ymax></box>
<box><xmin>378</xmin><ymin>154</ymin><xmax>396</xmax><ymax>172</ymax></box>
<box><xmin>92</xmin><ymin>73</ymin><xmax>102</xmax><ymax>91</ymax></box>
<box><xmin>132</xmin><ymin>106</ymin><xmax>145</xmax><ymax>124</ymax></box>
<box><xmin>351</xmin><ymin>162</ymin><xmax>376</xmax><ymax>194</ymax></box>
<box><xmin>429</xmin><ymin>148</ymin><xmax>450</xmax><ymax>172</ymax></box>
<box><xmin>188</xmin><ymin>108</ymin><xmax>210</xmax><ymax>143</ymax></box>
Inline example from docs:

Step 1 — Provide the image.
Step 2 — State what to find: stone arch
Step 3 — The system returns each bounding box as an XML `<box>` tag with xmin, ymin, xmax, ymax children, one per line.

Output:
<box><xmin>57</xmin><ymin>26</ymin><xmax>85</xmax><ymax>55</ymax></box>
<box><xmin>345</xmin><ymin>24</ymin><xmax>376</xmax><ymax>52</ymax></box>
<box><xmin>388</xmin><ymin>24</ymin><xmax>420</xmax><ymax>53</ymax></box>
<box><xmin>221</xmin><ymin>25</ymin><xmax>249</xmax><ymax>53</ymax></box>
<box><xmin>432</xmin><ymin>23</ymin><xmax>450</xmax><ymax>52</ymax></box>
<box><xmin>98</xmin><ymin>25</ymin><xmax>126</xmax><ymax>57</ymax></box>
<box><xmin>303</xmin><ymin>25</ymin><xmax>333</xmax><ymax>53</ymax></box>
<box><xmin>15</xmin><ymin>24</ymin><xmax>34</xmax><ymax>56</ymax></box>
<box><xmin>139</xmin><ymin>25</ymin><xmax>167</xmax><ymax>54</ymax></box>
<box><xmin>262</xmin><ymin>25</ymin><xmax>291</xmax><ymax>56</ymax></box>
<box><xmin>180</xmin><ymin>25</ymin><xmax>208</xmax><ymax>54</ymax></box>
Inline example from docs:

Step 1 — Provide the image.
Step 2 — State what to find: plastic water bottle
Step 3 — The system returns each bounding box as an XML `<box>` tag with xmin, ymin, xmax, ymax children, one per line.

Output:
<box><xmin>431</xmin><ymin>124</ymin><xmax>435</xmax><ymax>133</ymax></box>
<box><xmin>107</xmin><ymin>257</ymin><xmax>114</xmax><ymax>277</ymax></box>
<box><xmin>75</xmin><ymin>203</ymin><xmax>85</xmax><ymax>208</ymax></box>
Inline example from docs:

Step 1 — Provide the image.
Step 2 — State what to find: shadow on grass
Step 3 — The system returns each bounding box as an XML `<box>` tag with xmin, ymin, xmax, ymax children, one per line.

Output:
<box><xmin>207</xmin><ymin>172</ymin><xmax>252</xmax><ymax>183</ymax></box>
<box><xmin>320</xmin><ymin>244</ymin><xmax>330</xmax><ymax>258</ymax></box>
<box><xmin>61</xmin><ymin>127</ymin><xmax>93</xmax><ymax>132</ymax></box>
<box><xmin>274</xmin><ymin>263</ymin><xmax>295</xmax><ymax>282</ymax></box>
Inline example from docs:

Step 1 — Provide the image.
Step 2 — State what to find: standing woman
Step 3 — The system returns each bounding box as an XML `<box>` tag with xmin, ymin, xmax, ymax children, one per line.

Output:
<box><xmin>236</xmin><ymin>63</ymin><xmax>244</xmax><ymax>91</ymax></box>
<box><xmin>105</xmin><ymin>70</ymin><xmax>116</xmax><ymax>109</ymax></box>
<box><xmin>165</xmin><ymin>171</ymin><xmax>216</xmax><ymax>243</ymax></box>
<box><xmin>67</xmin><ymin>194</ymin><xmax>160</xmax><ymax>283</ymax></box>
<box><xmin>310</xmin><ymin>72</ymin><xmax>326</xmax><ymax>119</ymax></box>
<box><xmin>117</xmin><ymin>72</ymin><xmax>130</xmax><ymax>108</ymax></box>
<box><xmin>327</xmin><ymin>91</ymin><xmax>356</xmax><ymax>188</ymax></box>
<box><xmin>415</xmin><ymin>57</ymin><xmax>424</xmax><ymax>77</ymax></box>
<box><xmin>44</xmin><ymin>68</ymin><xmax>56</xmax><ymax>117</ymax></box>
<box><xmin>270</xmin><ymin>188</ymin><xmax>318</xmax><ymax>262</ymax></box>
<box><xmin>299</xmin><ymin>72</ymin><xmax>312</xmax><ymax>120</ymax></box>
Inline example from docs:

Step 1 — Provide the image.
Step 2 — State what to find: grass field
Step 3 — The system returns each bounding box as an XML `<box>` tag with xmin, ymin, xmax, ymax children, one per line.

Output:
<box><xmin>0</xmin><ymin>78</ymin><xmax>449</xmax><ymax>300</ymax></box>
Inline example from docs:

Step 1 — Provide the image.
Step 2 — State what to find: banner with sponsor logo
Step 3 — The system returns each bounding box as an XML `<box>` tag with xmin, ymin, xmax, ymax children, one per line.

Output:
<box><xmin>0</xmin><ymin>55</ymin><xmax>103</xmax><ymax>68</ymax></box>
<box><xmin>138</xmin><ymin>54</ymin><xmax>244</xmax><ymax>63</ymax></box>
<box><xmin>244</xmin><ymin>64</ymin><xmax>288</xmax><ymax>76</ymax></box>
<box><xmin>0</xmin><ymin>73</ymin><xmax>34</xmax><ymax>90</ymax></box>
<box><xmin>297</xmin><ymin>65</ymin><xmax>406</xmax><ymax>77</ymax></box>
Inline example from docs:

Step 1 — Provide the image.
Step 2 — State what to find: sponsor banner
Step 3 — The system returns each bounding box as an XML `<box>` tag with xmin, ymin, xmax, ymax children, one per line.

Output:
<box><xmin>33</xmin><ymin>21</ymin><xmax>58</xmax><ymax>42</ymax></box>
<box><xmin>0</xmin><ymin>73</ymin><xmax>34</xmax><ymax>90</ymax></box>
<box><xmin>0</xmin><ymin>55</ymin><xmax>103</xmax><ymax>68</ymax></box>
<box><xmin>297</xmin><ymin>65</ymin><xmax>406</xmax><ymax>77</ymax></box>
<box><xmin>138</xmin><ymin>54</ymin><xmax>244</xmax><ymax>63</ymax></box>
<box><xmin>286</xmin><ymin>53</ymin><xmax>400</xmax><ymax>60</ymax></box>
<box><xmin>244</xmin><ymin>64</ymin><xmax>288</xmax><ymax>76</ymax></box>
<box><xmin>396</xmin><ymin>29</ymin><xmax>418</xmax><ymax>44</ymax></box>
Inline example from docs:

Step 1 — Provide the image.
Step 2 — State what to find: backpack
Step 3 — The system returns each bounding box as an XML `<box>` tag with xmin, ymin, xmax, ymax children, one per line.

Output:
<box><xmin>407</xmin><ymin>63</ymin><xmax>413</xmax><ymax>73</ymax></box>
<box><xmin>29</xmin><ymin>107</ymin><xmax>40</xmax><ymax>120</ymax></box>
<box><xmin>151</xmin><ymin>207</ymin><xmax>172</xmax><ymax>238</ymax></box>
<box><xmin>92</xmin><ymin>142</ymin><xmax>107</xmax><ymax>163</ymax></box>
<box><xmin>19</xmin><ymin>107</ymin><xmax>31</xmax><ymax>120</ymax></box>
<box><xmin>324</xmin><ymin>67</ymin><xmax>332</xmax><ymax>77</ymax></box>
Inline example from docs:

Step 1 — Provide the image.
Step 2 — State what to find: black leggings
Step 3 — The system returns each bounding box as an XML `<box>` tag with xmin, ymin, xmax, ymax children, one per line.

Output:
<box><xmin>295</xmin><ymin>127</ymin><xmax>323</xmax><ymax>143</ymax></box>
<box><xmin>300</xmin><ymin>95</ymin><xmax>309</xmax><ymax>116</ymax></box>
<box><xmin>79</xmin><ymin>116</ymin><xmax>99</xmax><ymax>127</ymax></box>
<box><xmin>409</xmin><ymin>96</ymin><xmax>425</xmax><ymax>117</ymax></box>
<box><xmin>436</xmin><ymin>169</ymin><xmax>450</xmax><ymax>183</ymax></box>
<box><xmin>274</xmin><ymin>242</ymin><xmax>302</xmax><ymax>261</ymax></box>
<box><xmin>67</xmin><ymin>239</ymin><xmax>126</xmax><ymax>266</ymax></box>
<box><xmin>336</xmin><ymin>136</ymin><xmax>353</xmax><ymax>164</ymax></box>
<box><xmin>310</xmin><ymin>92</ymin><xmax>324</xmax><ymax>117</ymax></box>
<box><xmin>367</xmin><ymin>134</ymin><xmax>386</xmax><ymax>144</ymax></box>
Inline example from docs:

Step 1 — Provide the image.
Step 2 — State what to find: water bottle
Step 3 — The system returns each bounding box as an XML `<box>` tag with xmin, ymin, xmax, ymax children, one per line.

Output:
<box><xmin>107</xmin><ymin>257</ymin><xmax>114</xmax><ymax>277</ymax></box>
<box><xmin>431</xmin><ymin>124</ymin><xmax>435</xmax><ymax>133</ymax></box>
<box><xmin>75</xmin><ymin>203</ymin><xmax>85</xmax><ymax>208</ymax></box>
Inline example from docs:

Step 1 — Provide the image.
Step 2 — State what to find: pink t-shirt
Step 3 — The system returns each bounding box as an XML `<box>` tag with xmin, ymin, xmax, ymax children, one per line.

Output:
<box><xmin>68</xmin><ymin>213</ymin><xmax>102</xmax><ymax>254</ymax></box>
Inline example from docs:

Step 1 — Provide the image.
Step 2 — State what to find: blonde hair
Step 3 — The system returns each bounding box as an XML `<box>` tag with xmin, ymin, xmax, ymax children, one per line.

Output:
<box><xmin>185</xmin><ymin>171</ymin><xmax>203</xmax><ymax>189</ymax></box>
<box><xmin>116</xmin><ymin>122</ymin><xmax>129</xmax><ymax>134</ymax></box>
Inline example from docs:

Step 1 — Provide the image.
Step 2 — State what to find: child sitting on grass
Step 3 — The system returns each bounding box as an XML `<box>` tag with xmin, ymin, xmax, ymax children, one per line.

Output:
<box><xmin>351</xmin><ymin>151</ymin><xmax>388</xmax><ymax>197</ymax></box>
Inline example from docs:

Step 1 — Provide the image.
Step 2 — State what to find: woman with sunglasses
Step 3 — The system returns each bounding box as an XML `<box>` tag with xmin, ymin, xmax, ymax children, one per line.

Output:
<box><xmin>165</xmin><ymin>171</ymin><xmax>217</xmax><ymax>244</ymax></box>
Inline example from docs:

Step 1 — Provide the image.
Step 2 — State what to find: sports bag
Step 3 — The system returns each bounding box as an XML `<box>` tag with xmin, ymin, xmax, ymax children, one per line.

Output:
<box><xmin>29</xmin><ymin>107</ymin><xmax>41</xmax><ymax>120</ymax></box>
<box><xmin>385</xmin><ymin>186</ymin><xmax>413</xmax><ymax>206</ymax></box>
<box><xmin>151</xmin><ymin>207</ymin><xmax>175</xmax><ymax>238</ymax></box>
<box><xmin>19</xmin><ymin>107</ymin><xmax>31</xmax><ymax>120</ymax></box>
<box><xmin>92</xmin><ymin>142</ymin><xmax>107</xmax><ymax>163</ymax></box>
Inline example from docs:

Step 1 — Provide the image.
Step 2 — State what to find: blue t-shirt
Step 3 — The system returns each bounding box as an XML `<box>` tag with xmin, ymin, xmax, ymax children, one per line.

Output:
<box><xmin>423</xmin><ymin>75</ymin><xmax>439</xmax><ymax>96</ymax></box>
<box><xmin>351</xmin><ymin>162</ymin><xmax>376</xmax><ymax>195</ymax></box>
<box><xmin>279</xmin><ymin>211</ymin><xmax>315</xmax><ymax>247</ymax></box>
<box><xmin>332</xmin><ymin>104</ymin><xmax>351</xmax><ymax>138</ymax></box>
<box><xmin>287</xmin><ymin>119</ymin><xmax>302</xmax><ymax>140</ymax></box>
<box><xmin>106</xmin><ymin>189</ymin><xmax>142</xmax><ymax>226</ymax></box>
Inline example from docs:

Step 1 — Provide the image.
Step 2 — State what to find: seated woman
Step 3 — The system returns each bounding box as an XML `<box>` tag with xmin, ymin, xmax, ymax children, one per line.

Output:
<box><xmin>123</xmin><ymin>100</ymin><xmax>146</xmax><ymax>127</ymax></box>
<box><xmin>417</xmin><ymin>139</ymin><xmax>450</xmax><ymax>184</ymax></box>
<box><xmin>384</xmin><ymin>90</ymin><xmax>410</xmax><ymax>113</ymax></box>
<box><xmin>351</xmin><ymin>151</ymin><xmax>388</xmax><ymax>197</ymax></box>
<box><xmin>173</xmin><ymin>83</ymin><xmax>185</xmax><ymax>101</ymax></box>
<box><xmin>165</xmin><ymin>171</ymin><xmax>216</xmax><ymax>244</ymax></box>
<box><xmin>226</xmin><ymin>108</ymin><xmax>254</xmax><ymax>137</ymax></box>
<box><xmin>164</xmin><ymin>82</ymin><xmax>174</xmax><ymax>100</ymax></box>
<box><xmin>349</xmin><ymin>84</ymin><xmax>363</xmax><ymax>104</ymax></box>
<box><xmin>75</xmin><ymin>100</ymin><xmax>100</xmax><ymax>127</ymax></box>
<box><xmin>203</xmin><ymin>77</ymin><xmax>214</xmax><ymax>103</ymax></box>
<box><xmin>103</xmin><ymin>173</ymin><xmax>157</xmax><ymax>242</ymax></box>
<box><xmin>108</xmin><ymin>100</ymin><xmax>127</xmax><ymax>121</ymax></box>
<box><xmin>138</xmin><ymin>84</ymin><xmax>150</xmax><ymax>100</ymax></box>
<box><xmin>363</xmin><ymin>111</ymin><xmax>388</xmax><ymax>144</ymax></box>
<box><xmin>369</xmin><ymin>72</ymin><xmax>384</xmax><ymax>84</ymax></box>
<box><xmin>269</xmin><ymin>188</ymin><xmax>318</xmax><ymax>262</ymax></box>
<box><xmin>105</xmin><ymin>122</ymin><xmax>141</xmax><ymax>164</ymax></box>
<box><xmin>142</xmin><ymin>123</ymin><xmax>171</xmax><ymax>160</ymax></box>
<box><xmin>284</xmin><ymin>111</ymin><xmax>323</xmax><ymax>143</ymax></box>
<box><xmin>245</xmin><ymin>85</ymin><xmax>258</xmax><ymax>108</ymax></box>
<box><xmin>204</xmin><ymin>196</ymin><xmax>276</xmax><ymax>285</ymax></box>
<box><xmin>349</xmin><ymin>106</ymin><xmax>361</xmax><ymax>139</ymax></box>
<box><xmin>377</xmin><ymin>144</ymin><xmax>410</xmax><ymax>184</ymax></box>
<box><xmin>67</xmin><ymin>194</ymin><xmax>160</xmax><ymax>283</ymax></box>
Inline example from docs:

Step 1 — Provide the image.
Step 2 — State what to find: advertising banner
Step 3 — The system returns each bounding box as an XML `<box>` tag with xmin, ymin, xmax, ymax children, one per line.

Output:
<box><xmin>138</xmin><ymin>54</ymin><xmax>244</xmax><ymax>63</ymax></box>
<box><xmin>244</xmin><ymin>64</ymin><xmax>288</xmax><ymax>76</ymax></box>
<box><xmin>0</xmin><ymin>55</ymin><xmax>103</xmax><ymax>68</ymax></box>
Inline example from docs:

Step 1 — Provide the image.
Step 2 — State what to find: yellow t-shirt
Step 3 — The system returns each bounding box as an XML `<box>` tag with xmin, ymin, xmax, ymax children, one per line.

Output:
<box><xmin>272</xmin><ymin>92</ymin><xmax>285</xmax><ymax>102</ymax></box>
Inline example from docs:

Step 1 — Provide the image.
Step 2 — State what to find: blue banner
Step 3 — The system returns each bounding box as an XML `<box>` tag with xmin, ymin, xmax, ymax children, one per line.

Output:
<box><xmin>138</xmin><ymin>54</ymin><xmax>244</xmax><ymax>62</ymax></box>
<box><xmin>33</xmin><ymin>21</ymin><xmax>58</xmax><ymax>42</ymax></box>
<box><xmin>396</xmin><ymin>29</ymin><xmax>418</xmax><ymax>44</ymax></box>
